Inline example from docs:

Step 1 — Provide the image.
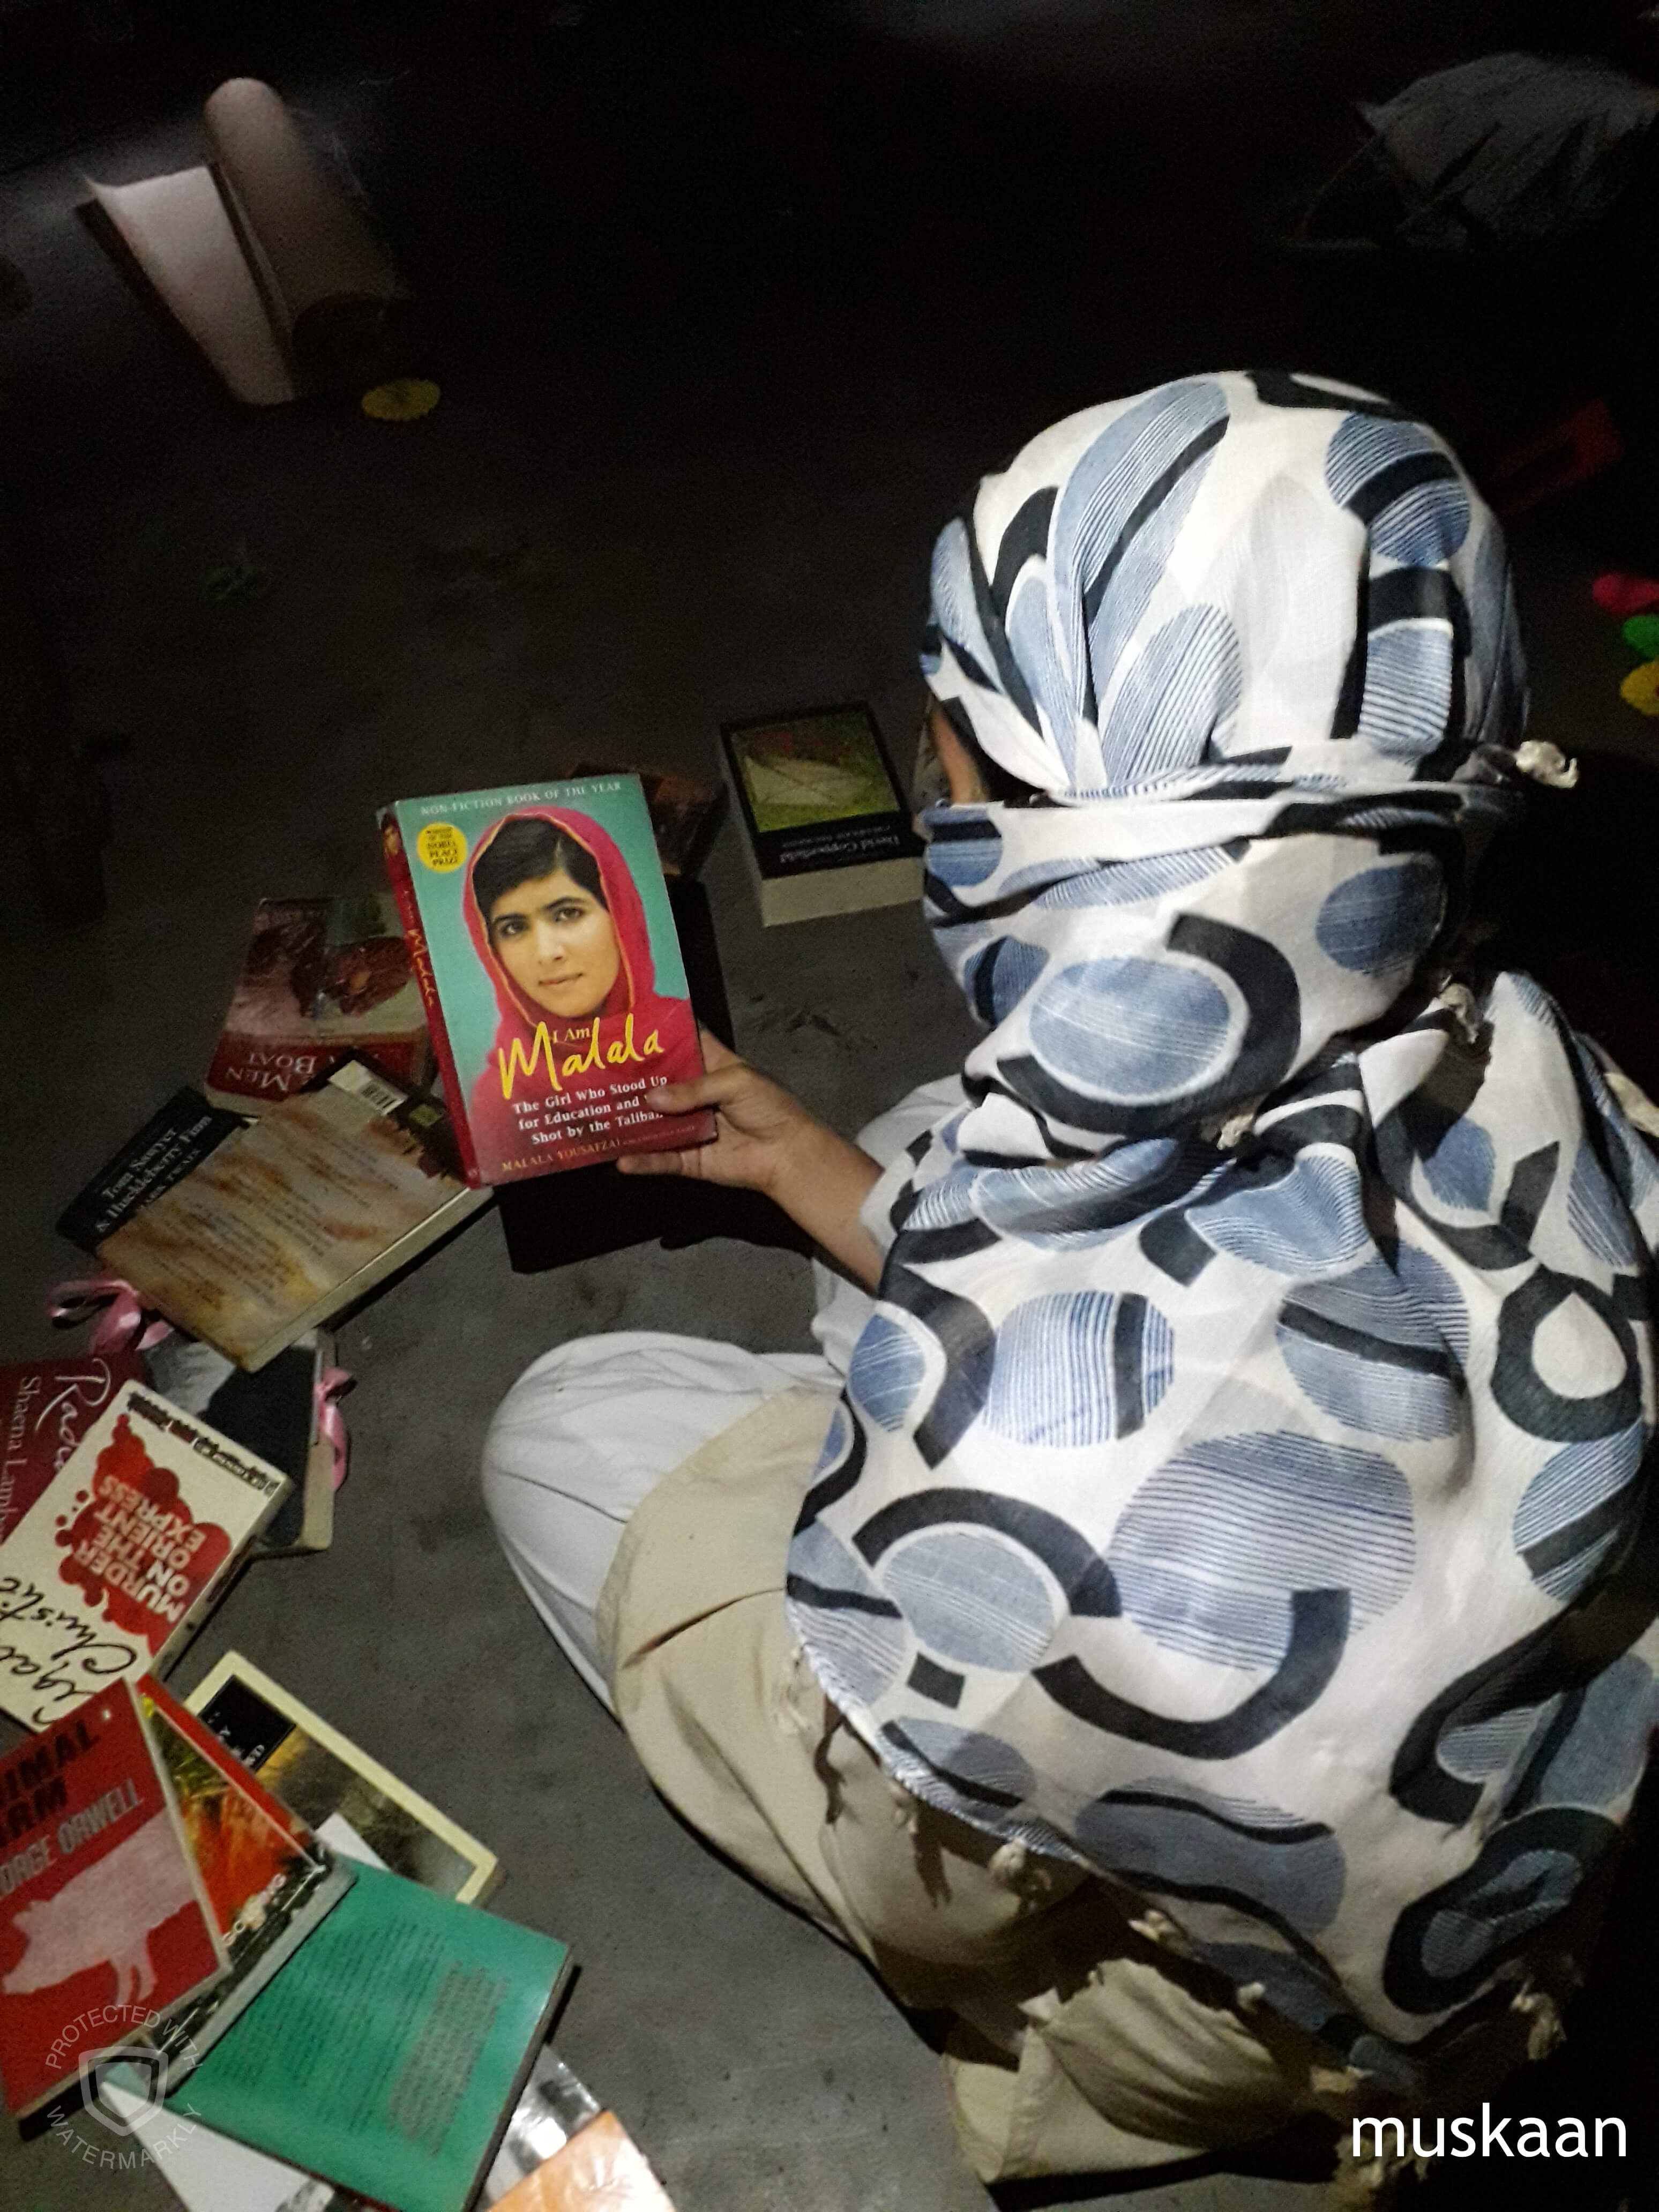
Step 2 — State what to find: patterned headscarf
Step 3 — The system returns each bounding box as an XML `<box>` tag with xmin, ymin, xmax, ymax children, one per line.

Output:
<box><xmin>786</xmin><ymin>372</ymin><xmax>1659</xmax><ymax>2089</ymax></box>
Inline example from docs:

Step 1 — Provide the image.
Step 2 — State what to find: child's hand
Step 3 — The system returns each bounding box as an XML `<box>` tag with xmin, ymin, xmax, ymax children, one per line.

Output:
<box><xmin>622</xmin><ymin>1031</ymin><xmax>821</xmax><ymax>1198</ymax></box>
<box><xmin>623</xmin><ymin>1029</ymin><xmax>884</xmax><ymax>1286</ymax></box>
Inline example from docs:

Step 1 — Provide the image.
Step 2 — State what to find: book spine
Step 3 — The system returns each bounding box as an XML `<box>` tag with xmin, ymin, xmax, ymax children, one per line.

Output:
<box><xmin>154</xmin><ymin>1473</ymin><xmax>290</xmax><ymax>1671</ymax></box>
<box><xmin>718</xmin><ymin>737</ymin><xmax>776</xmax><ymax>922</ymax></box>
<box><xmin>379</xmin><ymin>811</ymin><xmax>483</xmax><ymax>1186</ymax></box>
<box><xmin>131</xmin><ymin>1679</ymin><xmax>235</xmax><ymax>1996</ymax></box>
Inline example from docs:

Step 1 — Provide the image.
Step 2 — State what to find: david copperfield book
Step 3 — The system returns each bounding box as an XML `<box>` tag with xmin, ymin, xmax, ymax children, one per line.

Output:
<box><xmin>380</xmin><ymin>776</ymin><xmax>715</xmax><ymax>1186</ymax></box>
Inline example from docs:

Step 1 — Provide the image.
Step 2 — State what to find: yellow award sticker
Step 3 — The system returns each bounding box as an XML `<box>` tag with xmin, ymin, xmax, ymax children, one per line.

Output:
<box><xmin>417</xmin><ymin>821</ymin><xmax>468</xmax><ymax>871</ymax></box>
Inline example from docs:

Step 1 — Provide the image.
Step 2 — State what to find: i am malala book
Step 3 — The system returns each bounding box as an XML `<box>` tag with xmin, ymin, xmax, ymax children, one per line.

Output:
<box><xmin>379</xmin><ymin>775</ymin><xmax>715</xmax><ymax>1185</ymax></box>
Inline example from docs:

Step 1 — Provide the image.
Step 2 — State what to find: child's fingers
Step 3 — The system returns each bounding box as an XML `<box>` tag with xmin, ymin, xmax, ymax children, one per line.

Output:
<box><xmin>645</xmin><ymin>1065</ymin><xmax>754</xmax><ymax>1114</ymax></box>
<box><xmin>698</xmin><ymin>1028</ymin><xmax>742</xmax><ymax>1071</ymax></box>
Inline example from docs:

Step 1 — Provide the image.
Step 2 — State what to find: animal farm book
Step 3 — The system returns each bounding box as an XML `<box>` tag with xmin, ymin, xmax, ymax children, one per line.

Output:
<box><xmin>98</xmin><ymin>1058</ymin><xmax>488</xmax><ymax>1371</ymax></box>
<box><xmin>0</xmin><ymin>1379</ymin><xmax>290</xmax><ymax>1731</ymax></box>
<box><xmin>0</xmin><ymin>1680</ymin><xmax>227</xmax><ymax>2117</ymax></box>
<box><xmin>379</xmin><ymin>775</ymin><xmax>715</xmax><ymax>1186</ymax></box>
<box><xmin>205</xmin><ymin>893</ymin><xmax>429</xmax><ymax>1112</ymax></box>
<box><xmin>720</xmin><ymin>703</ymin><xmax>923</xmax><ymax>925</ymax></box>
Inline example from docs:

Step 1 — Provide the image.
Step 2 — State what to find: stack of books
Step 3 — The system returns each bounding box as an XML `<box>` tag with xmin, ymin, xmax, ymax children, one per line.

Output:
<box><xmin>0</xmin><ymin>1664</ymin><xmax>595</xmax><ymax>2211</ymax></box>
<box><xmin>3</xmin><ymin>727</ymin><xmax>907</xmax><ymax>2206</ymax></box>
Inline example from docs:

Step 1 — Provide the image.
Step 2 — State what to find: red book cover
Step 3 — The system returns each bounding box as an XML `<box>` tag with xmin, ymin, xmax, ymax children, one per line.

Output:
<box><xmin>0</xmin><ymin>1680</ymin><xmax>227</xmax><ymax>2116</ymax></box>
<box><xmin>0</xmin><ymin>1351</ymin><xmax>145</xmax><ymax>1543</ymax></box>
<box><xmin>204</xmin><ymin>895</ymin><xmax>430</xmax><ymax>1114</ymax></box>
<box><xmin>135</xmin><ymin>1676</ymin><xmax>354</xmax><ymax>2075</ymax></box>
<box><xmin>379</xmin><ymin>776</ymin><xmax>715</xmax><ymax>1186</ymax></box>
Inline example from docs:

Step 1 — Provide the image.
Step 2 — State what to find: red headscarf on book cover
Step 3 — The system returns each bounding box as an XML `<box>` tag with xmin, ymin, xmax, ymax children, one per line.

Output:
<box><xmin>461</xmin><ymin>804</ymin><xmax>700</xmax><ymax>1165</ymax></box>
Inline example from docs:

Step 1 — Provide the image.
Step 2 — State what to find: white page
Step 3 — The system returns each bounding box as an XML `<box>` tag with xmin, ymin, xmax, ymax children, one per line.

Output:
<box><xmin>101</xmin><ymin>2077</ymin><xmax>356</xmax><ymax>2212</ymax></box>
<box><xmin>314</xmin><ymin>1812</ymin><xmax>390</xmax><ymax>1870</ymax></box>
<box><xmin>88</xmin><ymin>168</ymin><xmax>296</xmax><ymax>405</ymax></box>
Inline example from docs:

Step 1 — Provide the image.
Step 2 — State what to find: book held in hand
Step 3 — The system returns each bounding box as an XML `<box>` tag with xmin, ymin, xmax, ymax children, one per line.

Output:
<box><xmin>720</xmin><ymin>703</ymin><xmax>924</xmax><ymax>925</ymax></box>
<box><xmin>380</xmin><ymin>775</ymin><xmax>715</xmax><ymax>1185</ymax></box>
<box><xmin>98</xmin><ymin>1059</ymin><xmax>489</xmax><ymax>1371</ymax></box>
<box><xmin>0</xmin><ymin>1380</ymin><xmax>289</xmax><ymax>1730</ymax></box>
<box><xmin>0</xmin><ymin>1681</ymin><xmax>228</xmax><ymax>2116</ymax></box>
<box><xmin>205</xmin><ymin>893</ymin><xmax>429</xmax><ymax>1112</ymax></box>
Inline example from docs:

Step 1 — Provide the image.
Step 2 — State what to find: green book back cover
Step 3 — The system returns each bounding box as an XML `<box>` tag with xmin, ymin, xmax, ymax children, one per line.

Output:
<box><xmin>167</xmin><ymin>1860</ymin><xmax>569</xmax><ymax>2212</ymax></box>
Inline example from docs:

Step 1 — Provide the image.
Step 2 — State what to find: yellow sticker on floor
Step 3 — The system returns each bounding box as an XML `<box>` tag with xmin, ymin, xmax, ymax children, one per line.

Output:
<box><xmin>362</xmin><ymin>378</ymin><xmax>440</xmax><ymax>421</ymax></box>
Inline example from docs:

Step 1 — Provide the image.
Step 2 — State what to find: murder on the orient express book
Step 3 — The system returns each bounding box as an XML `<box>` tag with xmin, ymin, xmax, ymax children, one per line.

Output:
<box><xmin>380</xmin><ymin>775</ymin><xmax>715</xmax><ymax>1186</ymax></box>
<box><xmin>0</xmin><ymin>1380</ymin><xmax>289</xmax><ymax>1731</ymax></box>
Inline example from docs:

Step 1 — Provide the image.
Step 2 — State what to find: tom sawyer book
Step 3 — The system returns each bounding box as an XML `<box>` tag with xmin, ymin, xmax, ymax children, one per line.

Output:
<box><xmin>380</xmin><ymin>775</ymin><xmax>714</xmax><ymax>1186</ymax></box>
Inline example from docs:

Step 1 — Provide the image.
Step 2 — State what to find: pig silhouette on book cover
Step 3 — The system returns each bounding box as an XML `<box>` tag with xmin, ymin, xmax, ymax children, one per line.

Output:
<box><xmin>0</xmin><ymin>1682</ymin><xmax>227</xmax><ymax>2117</ymax></box>
<box><xmin>380</xmin><ymin>776</ymin><xmax>715</xmax><ymax>1185</ymax></box>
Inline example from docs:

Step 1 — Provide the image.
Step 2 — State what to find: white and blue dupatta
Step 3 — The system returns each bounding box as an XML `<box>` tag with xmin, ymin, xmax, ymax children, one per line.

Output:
<box><xmin>786</xmin><ymin>371</ymin><xmax>1659</xmax><ymax>2090</ymax></box>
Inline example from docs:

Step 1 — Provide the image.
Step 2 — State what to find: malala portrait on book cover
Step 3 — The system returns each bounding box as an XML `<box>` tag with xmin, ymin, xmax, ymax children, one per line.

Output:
<box><xmin>381</xmin><ymin>777</ymin><xmax>713</xmax><ymax>1184</ymax></box>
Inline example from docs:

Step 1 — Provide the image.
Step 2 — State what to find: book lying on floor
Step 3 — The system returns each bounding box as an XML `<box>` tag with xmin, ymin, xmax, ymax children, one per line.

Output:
<box><xmin>720</xmin><ymin>703</ymin><xmax>924</xmax><ymax>924</ymax></box>
<box><xmin>187</xmin><ymin>1650</ymin><xmax>499</xmax><ymax>1902</ymax></box>
<box><xmin>104</xmin><ymin>1800</ymin><xmax>508</xmax><ymax>2212</ymax></box>
<box><xmin>380</xmin><ymin>774</ymin><xmax>715</xmax><ymax>1185</ymax></box>
<box><xmin>164</xmin><ymin>1859</ymin><xmax>571</xmax><ymax>2212</ymax></box>
<box><xmin>495</xmin><ymin>2112</ymin><xmax>678</xmax><ymax>2212</ymax></box>
<box><xmin>484</xmin><ymin>2047</ymin><xmax>601</xmax><ymax>2201</ymax></box>
<box><xmin>146</xmin><ymin>1329</ymin><xmax>341</xmax><ymax>1556</ymax></box>
<box><xmin>569</xmin><ymin>761</ymin><xmax>726</xmax><ymax>880</ymax></box>
<box><xmin>0</xmin><ymin>1380</ymin><xmax>290</xmax><ymax>1730</ymax></box>
<box><xmin>98</xmin><ymin>1058</ymin><xmax>489</xmax><ymax>1371</ymax></box>
<box><xmin>135</xmin><ymin>1676</ymin><xmax>354</xmax><ymax>2079</ymax></box>
<box><xmin>0</xmin><ymin>1681</ymin><xmax>228</xmax><ymax>2117</ymax></box>
<box><xmin>205</xmin><ymin>893</ymin><xmax>429</xmax><ymax>1112</ymax></box>
<box><xmin>94</xmin><ymin>2081</ymin><xmax>383</xmax><ymax>2212</ymax></box>
<box><xmin>0</xmin><ymin>1349</ymin><xmax>145</xmax><ymax>1542</ymax></box>
<box><xmin>55</xmin><ymin>1086</ymin><xmax>247</xmax><ymax>1254</ymax></box>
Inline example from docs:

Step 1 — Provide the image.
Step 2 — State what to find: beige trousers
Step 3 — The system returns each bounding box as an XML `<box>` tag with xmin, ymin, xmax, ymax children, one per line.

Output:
<box><xmin>593</xmin><ymin>1383</ymin><xmax>1352</xmax><ymax>2186</ymax></box>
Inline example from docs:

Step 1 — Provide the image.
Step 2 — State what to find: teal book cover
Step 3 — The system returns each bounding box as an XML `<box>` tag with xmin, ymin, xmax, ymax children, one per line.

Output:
<box><xmin>168</xmin><ymin>1859</ymin><xmax>571</xmax><ymax>2212</ymax></box>
<box><xmin>379</xmin><ymin>775</ymin><xmax>714</xmax><ymax>1185</ymax></box>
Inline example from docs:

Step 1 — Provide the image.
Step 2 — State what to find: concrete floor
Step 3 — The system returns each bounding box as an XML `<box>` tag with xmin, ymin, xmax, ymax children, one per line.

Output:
<box><xmin>2</xmin><ymin>3</ymin><xmax>1657</xmax><ymax>2207</ymax></box>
